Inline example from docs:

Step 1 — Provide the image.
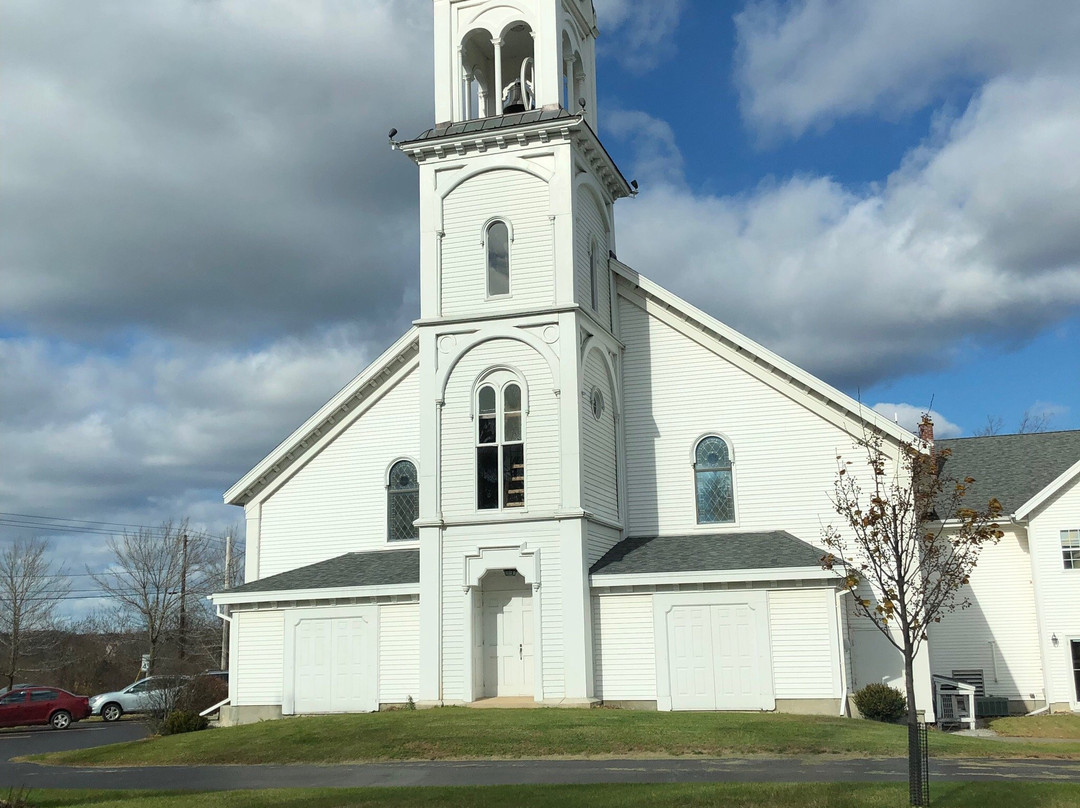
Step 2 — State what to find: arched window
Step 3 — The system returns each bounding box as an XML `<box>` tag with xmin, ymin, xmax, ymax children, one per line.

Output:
<box><xmin>694</xmin><ymin>436</ymin><xmax>734</xmax><ymax>524</ymax></box>
<box><xmin>477</xmin><ymin>382</ymin><xmax>525</xmax><ymax>509</ymax></box>
<box><xmin>486</xmin><ymin>220</ymin><xmax>510</xmax><ymax>297</ymax></box>
<box><xmin>387</xmin><ymin>460</ymin><xmax>419</xmax><ymax>541</ymax></box>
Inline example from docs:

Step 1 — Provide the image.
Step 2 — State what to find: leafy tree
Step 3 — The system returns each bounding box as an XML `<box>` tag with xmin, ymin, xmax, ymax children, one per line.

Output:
<box><xmin>821</xmin><ymin>416</ymin><xmax>1004</xmax><ymax>806</ymax></box>
<box><xmin>0</xmin><ymin>537</ymin><xmax>69</xmax><ymax>689</ymax></box>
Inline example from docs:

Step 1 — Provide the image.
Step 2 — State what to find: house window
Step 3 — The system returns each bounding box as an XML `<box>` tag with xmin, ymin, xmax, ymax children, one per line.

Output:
<box><xmin>1062</xmin><ymin>530</ymin><xmax>1080</xmax><ymax>569</ymax></box>
<box><xmin>694</xmin><ymin>436</ymin><xmax>734</xmax><ymax>524</ymax></box>
<box><xmin>477</xmin><ymin>382</ymin><xmax>525</xmax><ymax>509</ymax></box>
<box><xmin>387</xmin><ymin>460</ymin><xmax>419</xmax><ymax>542</ymax></box>
<box><xmin>486</xmin><ymin>220</ymin><xmax>510</xmax><ymax>297</ymax></box>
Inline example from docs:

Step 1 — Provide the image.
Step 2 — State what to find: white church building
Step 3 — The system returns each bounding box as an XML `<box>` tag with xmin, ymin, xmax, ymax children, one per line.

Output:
<box><xmin>212</xmin><ymin>0</ymin><xmax>1078</xmax><ymax>725</ymax></box>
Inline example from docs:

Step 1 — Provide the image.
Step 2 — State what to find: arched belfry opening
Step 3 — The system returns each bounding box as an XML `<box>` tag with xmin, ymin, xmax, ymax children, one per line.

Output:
<box><xmin>559</xmin><ymin>31</ymin><xmax>585</xmax><ymax>112</ymax></box>
<box><xmin>460</xmin><ymin>22</ymin><xmax>535</xmax><ymax>120</ymax></box>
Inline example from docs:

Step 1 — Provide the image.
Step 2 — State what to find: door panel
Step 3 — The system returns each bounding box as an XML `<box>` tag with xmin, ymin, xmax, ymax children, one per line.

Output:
<box><xmin>667</xmin><ymin>606</ymin><xmax>715</xmax><ymax>710</ymax></box>
<box><xmin>481</xmin><ymin>587</ymin><xmax>533</xmax><ymax>697</ymax></box>
<box><xmin>294</xmin><ymin>614</ymin><xmax>375</xmax><ymax>714</ymax></box>
<box><xmin>0</xmin><ymin>692</ymin><xmax>28</xmax><ymax>727</ymax></box>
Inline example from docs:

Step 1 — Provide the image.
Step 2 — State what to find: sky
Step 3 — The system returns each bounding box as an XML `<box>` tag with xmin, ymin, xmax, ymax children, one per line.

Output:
<box><xmin>2</xmin><ymin>0</ymin><xmax>1079</xmax><ymax>612</ymax></box>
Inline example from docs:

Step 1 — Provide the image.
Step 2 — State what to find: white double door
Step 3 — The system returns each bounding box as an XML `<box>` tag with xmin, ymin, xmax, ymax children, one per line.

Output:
<box><xmin>293</xmin><ymin>613</ymin><xmax>376</xmax><ymax>713</ymax></box>
<box><xmin>667</xmin><ymin>602</ymin><xmax>768</xmax><ymax>711</ymax></box>
<box><xmin>482</xmin><ymin>587</ymin><xmax>534</xmax><ymax>697</ymax></box>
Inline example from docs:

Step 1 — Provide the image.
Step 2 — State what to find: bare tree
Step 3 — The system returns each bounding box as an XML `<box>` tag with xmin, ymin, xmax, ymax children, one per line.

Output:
<box><xmin>821</xmin><ymin>416</ymin><xmax>1004</xmax><ymax>806</ymax></box>
<box><xmin>90</xmin><ymin>520</ymin><xmax>212</xmax><ymax>676</ymax></box>
<box><xmin>0</xmin><ymin>537</ymin><xmax>70</xmax><ymax>690</ymax></box>
<box><xmin>973</xmin><ymin>408</ymin><xmax>1052</xmax><ymax>437</ymax></box>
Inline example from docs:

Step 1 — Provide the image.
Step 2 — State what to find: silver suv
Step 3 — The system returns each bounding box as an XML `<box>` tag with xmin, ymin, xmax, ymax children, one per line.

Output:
<box><xmin>88</xmin><ymin>676</ymin><xmax>185</xmax><ymax>722</ymax></box>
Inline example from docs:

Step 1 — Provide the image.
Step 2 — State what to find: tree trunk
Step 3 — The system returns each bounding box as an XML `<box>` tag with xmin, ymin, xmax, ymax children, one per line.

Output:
<box><xmin>904</xmin><ymin>649</ymin><xmax>925</xmax><ymax>806</ymax></box>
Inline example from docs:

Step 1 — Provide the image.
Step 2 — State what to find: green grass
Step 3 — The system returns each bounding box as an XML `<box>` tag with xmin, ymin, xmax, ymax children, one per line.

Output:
<box><xmin>13</xmin><ymin>783</ymin><xmax>1080</xmax><ymax>808</ymax></box>
<box><xmin>989</xmin><ymin>714</ymin><xmax>1080</xmax><ymax>739</ymax></box>
<box><xmin>30</xmin><ymin>708</ymin><xmax>1080</xmax><ymax>766</ymax></box>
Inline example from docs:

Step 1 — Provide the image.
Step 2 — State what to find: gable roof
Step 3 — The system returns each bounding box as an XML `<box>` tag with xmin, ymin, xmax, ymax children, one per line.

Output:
<box><xmin>610</xmin><ymin>260</ymin><xmax>916</xmax><ymax>447</ymax></box>
<box><xmin>590</xmin><ymin>531</ymin><xmax>825</xmax><ymax>576</ymax></box>
<box><xmin>224</xmin><ymin>328</ymin><xmax>420</xmax><ymax>506</ymax></box>
<box><xmin>219</xmin><ymin>549</ymin><xmax>419</xmax><ymax>597</ymax></box>
<box><xmin>937</xmin><ymin>430</ymin><xmax>1080</xmax><ymax>516</ymax></box>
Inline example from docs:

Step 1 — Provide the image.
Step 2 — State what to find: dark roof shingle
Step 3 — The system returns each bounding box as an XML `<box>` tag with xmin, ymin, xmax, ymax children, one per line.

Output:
<box><xmin>590</xmin><ymin>531</ymin><xmax>825</xmax><ymax>576</ymax></box>
<box><xmin>405</xmin><ymin>108</ymin><xmax>573</xmax><ymax>143</ymax></box>
<box><xmin>937</xmin><ymin>430</ymin><xmax>1080</xmax><ymax>513</ymax></box>
<box><xmin>224</xmin><ymin>549</ymin><xmax>419</xmax><ymax>596</ymax></box>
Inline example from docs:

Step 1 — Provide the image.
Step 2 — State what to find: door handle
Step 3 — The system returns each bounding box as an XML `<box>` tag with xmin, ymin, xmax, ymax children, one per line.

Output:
<box><xmin>519</xmin><ymin>643</ymin><xmax>523</xmax><ymax>660</ymax></box>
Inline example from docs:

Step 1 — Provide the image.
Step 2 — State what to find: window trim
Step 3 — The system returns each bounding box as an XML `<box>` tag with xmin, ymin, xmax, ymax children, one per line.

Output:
<box><xmin>474</xmin><ymin>374</ymin><xmax>527</xmax><ymax>511</ymax></box>
<box><xmin>691</xmin><ymin>433</ymin><xmax>737</xmax><ymax>527</ymax></box>
<box><xmin>386</xmin><ymin>457</ymin><xmax>420</xmax><ymax>543</ymax></box>
<box><xmin>1062</xmin><ymin>529</ymin><xmax>1080</xmax><ymax>570</ymax></box>
<box><xmin>481</xmin><ymin>217</ymin><xmax>514</xmax><ymax>299</ymax></box>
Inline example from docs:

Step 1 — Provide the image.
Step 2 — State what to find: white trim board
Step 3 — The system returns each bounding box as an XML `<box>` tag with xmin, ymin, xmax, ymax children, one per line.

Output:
<box><xmin>591</xmin><ymin>566</ymin><xmax>839</xmax><ymax>588</ymax></box>
<box><xmin>212</xmin><ymin>582</ymin><xmax>420</xmax><ymax>607</ymax></box>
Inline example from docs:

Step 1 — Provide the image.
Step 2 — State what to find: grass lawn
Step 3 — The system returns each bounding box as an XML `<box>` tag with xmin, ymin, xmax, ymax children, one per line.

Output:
<box><xmin>13</xmin><ymin>783</ymin><xmax>1080</xmax><ymax>808</ymax></box>
<box><xmin>989</xmin><ymin>714</ymin><xmax>1080</xmax><ymax>740</ymax></box>
<box><xmin>31</xmin><ymin>708</ymin><xmax>1080</xmax><ymax>766</ymax></box>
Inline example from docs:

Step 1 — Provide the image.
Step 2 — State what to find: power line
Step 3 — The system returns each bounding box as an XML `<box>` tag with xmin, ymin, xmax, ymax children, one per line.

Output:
<box><xmin>0</xmin><ymin>513</ymin><xmax>237</xmax><ymax>545</ymax></box>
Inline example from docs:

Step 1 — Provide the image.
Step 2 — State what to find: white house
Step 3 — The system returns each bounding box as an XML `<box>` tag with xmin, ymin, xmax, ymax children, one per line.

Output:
<box><xmin>928</xmin><ymin>430</ymin><xmax>1080</xmax><ymax>714</ymax></box>
<box><xmin>211</xmin><ymin>0</ymin><xmax>939</xmax><ymax>725</ymax></box>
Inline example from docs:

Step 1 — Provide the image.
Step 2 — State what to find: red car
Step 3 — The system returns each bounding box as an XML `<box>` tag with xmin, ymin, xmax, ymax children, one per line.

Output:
<box><xmin>0</xmin><ymin>686</ymin><xmax>91</xmax><ymax>730</ymax></box>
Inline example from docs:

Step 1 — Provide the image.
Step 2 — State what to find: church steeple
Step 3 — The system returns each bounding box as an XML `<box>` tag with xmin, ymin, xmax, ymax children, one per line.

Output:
<box><xmin>433</xmin><ymin>0</ymin><xmax>599</xmax><ymax>130</ymax></box>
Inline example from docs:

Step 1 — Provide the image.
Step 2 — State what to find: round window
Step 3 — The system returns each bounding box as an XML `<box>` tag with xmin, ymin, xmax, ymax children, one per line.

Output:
<box><xmin>590</xmin><ymin>387</ymin><xmax>605</xmax><ymax>420</ymax></box>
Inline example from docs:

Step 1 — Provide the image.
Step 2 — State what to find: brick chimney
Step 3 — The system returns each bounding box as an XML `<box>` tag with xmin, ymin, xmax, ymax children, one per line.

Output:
<box><xmin>919</xmin><ymin>417</ymin><xmax>934</xmax><ymax>445</ymax></box>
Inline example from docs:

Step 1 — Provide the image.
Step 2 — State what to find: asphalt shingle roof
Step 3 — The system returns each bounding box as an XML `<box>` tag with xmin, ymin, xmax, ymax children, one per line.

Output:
<box><xmin>406</xmin><ymin>108</ymin><xmax>574</xmax><ymax>143</ymax></box>
<box><xmin>590</xmin><ymin>531</ymin><xmax>825</xmax><ymax>576</ymax></box>
<box><xmin>225</xmin><ymin>549</ymin><xmax>419</xmax><ymax>595</ymax></box>
<box><xmin>936</xmin><ymin>430</ymin><xmax>1080</xmax><ymax>513</ymax></box>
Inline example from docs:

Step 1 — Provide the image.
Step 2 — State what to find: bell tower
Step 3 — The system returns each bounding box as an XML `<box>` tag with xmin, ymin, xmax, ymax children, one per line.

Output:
<box><xmin>433</xmin><ymin>0</ymin><xmax>599</xmax><ymax>129</ymax></box>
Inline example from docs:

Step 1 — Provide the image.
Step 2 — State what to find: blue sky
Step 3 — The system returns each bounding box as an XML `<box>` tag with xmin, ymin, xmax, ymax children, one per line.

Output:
<box><xmin>1</xmin><ymin>0</ymin><xmax>1079</xmax><ymax>611</ymax></box>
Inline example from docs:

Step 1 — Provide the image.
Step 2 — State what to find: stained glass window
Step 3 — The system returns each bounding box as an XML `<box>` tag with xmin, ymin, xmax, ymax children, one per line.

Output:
<box><xmin>387</xmin><ymin>460</ymin><xmax>419</xmax><ymax>542</ymax></box>
<box><xmin>695</xmin><ymin>436</ymin><xmax>734</xmax><ymax>524</ymax></box>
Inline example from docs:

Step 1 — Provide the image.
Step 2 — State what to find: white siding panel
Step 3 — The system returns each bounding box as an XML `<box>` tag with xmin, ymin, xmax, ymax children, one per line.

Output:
<box><xmin>1028</xmin><ymin>475</ymin><xmax>1080</xmax><ymax>706</ymax></box>
<box><xmin>581</xmin><ymin>349</ymin><xmax>618</xmax><ymax>519</ymax></box>
<box><xmin>235</xmin><ymin>610</ymin><xmax>284</xmax><ymax>706</ymax></box>
<box><xmin>768</xmin><ymin>589</ymin><xmax>838</xmax><ymax>699</ymax></box>
<box><xmin>928</xmin><ymin>527</ymin><xmax>1044</xmax><ymax>700</ymax></box>
<box><xmin>378</xmin><ymin>602</ymin><xmax>420</xmax><ymax>703</ymax></box>
<box><xmin>593</xmin><ymin>594</ymin><xmax>657</xmax><ymax>700</ymax></box>
<box><xmin>618</xmin><ymin>294</ymin><xmax>882</xmax><ymax>543</ymax></box>
<box><xmin>587</xmin><ymin>522</ymin><xmax>622</xmax><ymax>567</ymax></box>
<box><xmin>441</xmin><ymin>170</ymin><xmax>553</xmax><ymax>316</ymax></box>
<box><xmin>258</xmin><ymin>370</ymin><xmax>420</xmax><ymax>578</ymax></box>
<box><xmin>575</xmin><ymin>189</ymin><xmax>611</xmax><ymax>329</ymax></box>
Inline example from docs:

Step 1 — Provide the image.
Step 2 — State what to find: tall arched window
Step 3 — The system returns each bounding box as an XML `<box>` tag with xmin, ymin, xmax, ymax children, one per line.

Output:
<box><xmin>387</xmin><ymin>459</ymin><xmax>419</xmax><ymax>541</ymax></box>
<box><xmin>477</xmin><ymin>382</ymin><xmax>525</xmax><ymax>509</ymax></box>
<box><xmin>486</xmin><ymin>220</ymin><xmax>510</xmax><ymax>296</ymax></box>
<box><xmin>694</xmin><ymin>436</ymin><xmax>734</xmax><ymax>524</ymax></box>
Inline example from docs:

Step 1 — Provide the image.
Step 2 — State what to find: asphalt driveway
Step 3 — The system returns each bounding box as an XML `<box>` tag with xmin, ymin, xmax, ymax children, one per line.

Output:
<box><xmin>0</xmin><ymin>720</ymin><xmax>149</xmax><ymax>761</ymax></box>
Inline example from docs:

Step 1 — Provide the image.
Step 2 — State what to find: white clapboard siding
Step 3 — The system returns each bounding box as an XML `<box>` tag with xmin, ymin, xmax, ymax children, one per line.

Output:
<box><xmin>1028</xmin><ymin>475</ymin><xmax>1080</xmax><ymax>705</ymax></box>
<box><xmin>575</xmin><ymin>188</ymin><xmax>611</xmax><ymax>329</ymax></box>
<box><xmin>929</xmin><ymin>527</ymin><xmax>1044</xmax><ymax>700</ymax></box>
<box><xmin>618</xmin><ymin>294</ymin><xmax>881</xmax><ymax>541</ymax></box>
<box><xmin>581</xmin><ymin>348</ymin><xmax>619</xmax><ymax>519</ymax></box>
<box><xmin>587</xmin><ymin>522</ymin><xmax>622</xmax><ymax>567</ymax></box>
<box><xmin>768</xmin><ymin>589</ymin><xmax>838</xmax><ymax>699</ymax></box>
<box><xmin>441</xmin><ymin>170</ymin><xmax>553</xmax><ymax>316</ymax></box>
<box><xmin>592</xmin><ymin>594</ymin><xmax>657</xmax><ymax>700</ymax></box>
<box><xmin>441</xmin><ymin>338</ymin><xmax>559</xmax><ymax>516</ymax></box>
<box><xmin>378</xmin><ymin>602</ymin><xmax>421</xmax><ymax>703</ymax></box>
<box><xmin>235</xmin><ymin>610</ymin><xmax>284</xmax><ymax>706</ymax></box>
<box><xmin>440</xmin><ymin>521</ymin><xmax>564</xmax><ymax>701</ymax></box>
<box><xmin>258</xmin><ymin>370</ymin><xmax>420</xmax><ymax>578</ymax></box>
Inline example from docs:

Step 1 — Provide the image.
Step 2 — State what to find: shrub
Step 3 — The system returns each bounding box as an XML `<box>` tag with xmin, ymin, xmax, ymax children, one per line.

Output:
<box><xmin>177</xmin><ymin>675</ymin><xmax>228</xmax><ymax>715</ymax></box>
<box><xmin>854</xmin><ymin>683</ymin><xmax>907</xmax><ymax>723</ymax></box>
<box><xmin>161</xmin><ymin>710</ymin><xmax>209</xmax><ymax>736</ymax></box>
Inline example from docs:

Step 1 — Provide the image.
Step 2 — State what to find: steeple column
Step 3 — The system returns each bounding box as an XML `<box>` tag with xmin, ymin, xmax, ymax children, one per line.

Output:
<box><xmin>491</xmin><ymin>37</ymin><xmax>504</xmax><ymax>115</ymax></box>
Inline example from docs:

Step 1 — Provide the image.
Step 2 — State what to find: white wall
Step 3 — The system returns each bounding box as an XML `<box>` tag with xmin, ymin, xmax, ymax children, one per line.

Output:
<box><xmin>768</xmin><ymin>588</ymin><xmax>840</xmax><ymax>699</ymax></box>
<box><xmin>257</xmin><ymin>369</ymin><xmax>420</xmax><ymax>578</ymax></box>
<box><xmin>1029</xmin><ymin>474</ymin><xmax>1080</xmax><ymax>707</ymax></box>
<box><xmin>234</xmin><ymin>610</ymin><xmax>284</xmax><ymax>706</ymax></box>
<box><xmin>586</xmin><ymin>522</ymin><xmax>622</xmax><ymax>567</ymax></box>
<box><xmin>441</xmin><ymin>169</ymin><xmax>553</xmax><ymax>317</ymax></box>
<box><xmin>574</xmin><ymin>185</ymin><xmax>611</xmax><ymax>329</ymax></box>
<box><xmin>581</xmin><ymin>347</ymin><xmax>618</xmax><ymax>520</ymax></box>
<box><xmin>379</xmin><ymin>602</ymin><xmax>421</xmax><ymax>704</ymax></box>
<box><xmin>592</xmin><ymin>593</ymin><xmax>657</xmax><ymax>700</ymax></box>
<box><xmin>928</xmin><ymin>527</ymin><xmax>1044</xmax><ymax>701</ymax></box>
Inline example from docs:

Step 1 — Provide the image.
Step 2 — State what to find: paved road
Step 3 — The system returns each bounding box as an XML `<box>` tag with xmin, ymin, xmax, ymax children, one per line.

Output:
<box><xmin>1</xmin><ymin>755</ymin><xmax>1078</xmax><ymax>791</ymax></box>
<box><xmin>0</xmin><ymin>720</ymin><xmax>148</xmax><ymax>761</ymax></box>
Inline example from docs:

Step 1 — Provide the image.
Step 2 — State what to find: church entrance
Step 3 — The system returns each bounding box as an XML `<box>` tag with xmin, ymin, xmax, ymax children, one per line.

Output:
<box><xmin>480</xmin><ymin>571</ymin><xmax>534</xmax><ymax>698</ymax></box>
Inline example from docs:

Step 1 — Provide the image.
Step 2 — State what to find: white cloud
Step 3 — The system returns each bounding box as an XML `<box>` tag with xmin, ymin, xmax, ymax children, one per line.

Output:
<box><xmin>594</xmin><ymin>0</ymin><xmax>686</xmax><ymax>72</ymax></box>
<box><xmin>871</xmin><ymin>403</ymin><xmax>962</xmax><ymax>440</ymax></box>
<box><xmin>609</xmin><ymin>78</ymin><xmax>1080</xmax><ymax>387</ymax></box>
<box><xmin>734</xmin><ymin>0</ymin><xmax>1080</xmax><ymax>137</ymax></box>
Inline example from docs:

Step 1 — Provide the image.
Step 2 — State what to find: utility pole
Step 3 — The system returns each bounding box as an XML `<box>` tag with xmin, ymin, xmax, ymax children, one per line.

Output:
<box><xmin>220</xmin><ymin>534</ymin><xmax>231</xmax><ymax>670</ymax></box>
<box><xmin>179</xmin><ymin>531</ymin><xmax>188</xmax><ymax>661</ymax></box>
